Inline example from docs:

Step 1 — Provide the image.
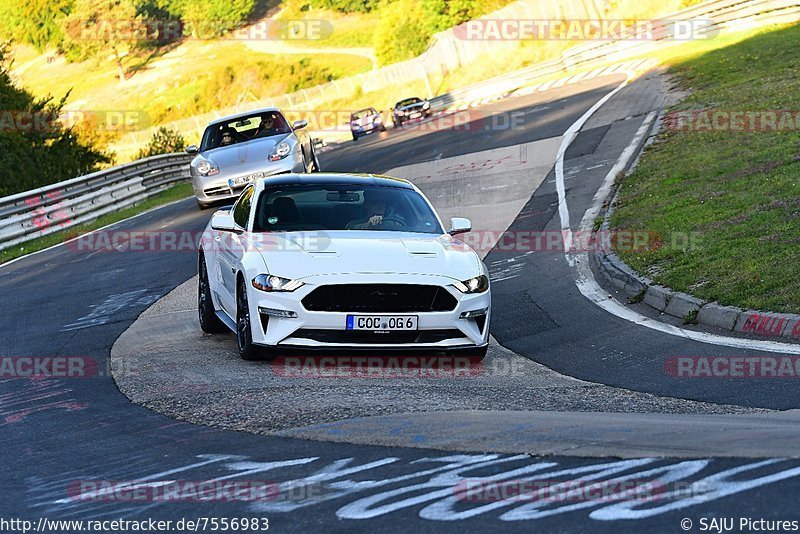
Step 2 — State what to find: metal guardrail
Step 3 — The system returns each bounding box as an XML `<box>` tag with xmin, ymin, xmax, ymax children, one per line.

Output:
<box><xmin>0</xmin><ymin>153</ymin><xmax>191</xmax><ymax>252</ymax></box>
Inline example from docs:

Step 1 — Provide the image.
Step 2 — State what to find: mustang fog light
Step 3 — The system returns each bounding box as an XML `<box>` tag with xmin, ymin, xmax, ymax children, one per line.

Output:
<box><xmin>258</xmin><ymin>307</ymin><xmax>298</xmax><ymax>318</ymax></box>
<box><xmin>460</xmin><ymin>307</ymin><xmax>488</xmax><ymax>319</ymax></box>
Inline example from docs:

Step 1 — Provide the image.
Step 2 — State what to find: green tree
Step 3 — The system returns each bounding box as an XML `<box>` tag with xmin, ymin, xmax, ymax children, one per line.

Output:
<box><xmin>374</xmin><ymin>0</ymin><xmax>429</xmax><ymax>65</ymax></box>
<box><xmin>374</xmin><ymin>0</ymin><xmax>513</xmax><ymax>65</ymax></box>
<box><xmin>0</xmin><ymin>0</ymin><xmax>74</xmax><ymax>50</ymax></box>
<box><xmin>0</xmin><ymin>45</ymin><xmax>109</xmax><ymax>197</ymax></box>
<box><xmin>176</xmin><ymin>0</ymin><xmax>257</xmax><ymax>38</ymax></box>
<box><xmin>63</xmin><ymin>0</ymin><xmax>147</xmax><ymax>82</ymax></box>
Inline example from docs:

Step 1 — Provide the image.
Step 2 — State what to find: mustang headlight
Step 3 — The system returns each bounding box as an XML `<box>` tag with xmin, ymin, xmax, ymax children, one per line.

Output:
<box><xmin>196</xmin><ymin>159</ymin><xmax>219</xmax><ymax>176</ymax></box>
<box><xmin>252</xmin><ymin>274</ymin><xmax>304</xmax><ymax>292</ymax></box>
<box><xmin>396</xmin><ymin>110</ymin><xmax>405</xmax><ymax>116</ymax></box>
<box><xmin>453</xmin><ymin>274</ymin><xmax>489</xmax><ymax>294</ymax></box>
<box><xmin>269</xmin><ymin>142</ymin><xmax>292</xmax><ymax>161</ymax></box>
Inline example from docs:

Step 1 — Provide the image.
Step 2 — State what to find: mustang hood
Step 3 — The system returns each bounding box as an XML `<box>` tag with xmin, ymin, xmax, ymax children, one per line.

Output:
<box><xmin>251</xmin><ymin>231</ymin><xmax>482</xmax><ymax>282</ymax></box>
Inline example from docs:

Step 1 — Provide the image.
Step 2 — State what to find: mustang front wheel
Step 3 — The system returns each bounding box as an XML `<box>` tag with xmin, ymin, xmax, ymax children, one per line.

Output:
<box><xmin>236</xmin><ymin>278</ymin><xmax>261</xmax><ymax>360</ymax></box>
<box><xmin>198</xmin><ymin>252</ymin><xmax>226</xmax><ymax>334</ymax></box>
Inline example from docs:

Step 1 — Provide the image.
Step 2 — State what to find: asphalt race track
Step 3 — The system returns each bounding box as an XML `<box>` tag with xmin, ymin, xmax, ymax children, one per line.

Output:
<box><xmin>3</xmin><ymin>72</ymin><xmax>800</xmax><ymax>532</ymax></box>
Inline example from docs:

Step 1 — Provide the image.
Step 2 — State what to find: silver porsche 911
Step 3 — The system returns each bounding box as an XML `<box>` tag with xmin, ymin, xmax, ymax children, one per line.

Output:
<box><xmin>186</xmin><ymin>107</ymin><xmax>321</xmax><ymax>209</ymax></box>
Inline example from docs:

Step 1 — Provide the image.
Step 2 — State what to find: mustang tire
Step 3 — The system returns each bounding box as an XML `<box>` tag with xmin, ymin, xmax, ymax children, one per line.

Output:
<box><xmin>198</xmin><ymin>252</ymin><xmax>226</xmax><ymax>334</ymax></box>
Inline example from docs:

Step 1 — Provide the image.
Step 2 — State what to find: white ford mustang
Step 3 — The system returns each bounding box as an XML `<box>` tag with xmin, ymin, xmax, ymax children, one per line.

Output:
<box><xmin>198</xmin><ymin>173</ymin><xmax>491</xmax><ymax>360</ymax></box>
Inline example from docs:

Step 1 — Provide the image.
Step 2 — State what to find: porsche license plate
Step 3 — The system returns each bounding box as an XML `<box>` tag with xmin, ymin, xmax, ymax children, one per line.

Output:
<box><xmin>228</xmin><ymin>172</ymin><xmax>264</xmax><ymax>189</ymax></box>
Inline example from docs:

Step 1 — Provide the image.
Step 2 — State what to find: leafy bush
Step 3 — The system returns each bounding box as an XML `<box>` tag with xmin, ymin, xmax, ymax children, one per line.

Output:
<box><xmin>136</xmin><ymin>126</ymin><xmax>185</xmax><ymax>158</ymax></box>
<box><xmin>150</xmin><ymin>52</ymin><xmax>350</xmax><ymax>124</ymax></box>
<box><xmin>0</xmin><ymin>0</ymin><xmax>74</xmax><ymax>51</ymax></box>
<box><xmin>177</xmin><ymin>0</ymin><xmax>257</xmax><ymax>38</ymax></box>
<box><xmin>374</xmin><ymin>0</ymin><xmax>513</xmax><ymax>65</ymax></box>
<box><xmin>374</xmin><ymin>0</ymin><xmax>429</xmax><ymax>65</ymax></box>
<box><xmin>0</xmin><ymin>45</ymin><xmax>109</xmax><ymax>197</ymax></box>
<box><xmin>289</xmin><ymin>0</ymin><xmax>380</xmax><ymax>12</ymax></box>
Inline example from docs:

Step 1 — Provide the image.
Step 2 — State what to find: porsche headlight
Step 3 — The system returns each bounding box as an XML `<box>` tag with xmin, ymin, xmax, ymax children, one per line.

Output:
<box><xmin>252</xmin><ymin>274</ymin><xmax>304</xmax><ymax>292</ymax></box>
<box><xmin>196</xmin><ymin>159</ymin><xmax>219</xmax><ymax>176</ymax></box>
<box><xmin>269</xmin><ymin>142</ymin><xmax>292</xmax><ymax>161</ymax></box>
<box><xmin>453</xmin><ymin>274</ymin><xmax>489</xmax><ymax>294</ymax></box>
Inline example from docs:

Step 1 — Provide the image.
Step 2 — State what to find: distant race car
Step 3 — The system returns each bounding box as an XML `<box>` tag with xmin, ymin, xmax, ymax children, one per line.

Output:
<box><xmin>350</xmin><ymin>107</ymin><xmax>386</xmax><ymax>140</ymax></box>
<box><xmin>186</xmin><ymin>107</ymin><xmax>321</xmax><ymax>209</ymax></box>
<box><xmin>392</xmin><ymin>97</ymin><xmax>431</xmax><ymax>128</ymax></box>
<box><xmin>198</xmin><ymin>173</ymin><xmax>490</xmax><ymax>361</ymax></box>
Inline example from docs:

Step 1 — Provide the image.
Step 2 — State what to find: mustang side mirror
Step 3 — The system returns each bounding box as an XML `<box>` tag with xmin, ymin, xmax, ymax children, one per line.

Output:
<box><xmin>449</xmin><ymin>217</ymin><xmax>472</xmax><ymax>235</ymax></box>
<box><xmin>185</xmin><ymin>145</ymin><xmax>198</xmax><ymax>155</ymax></box>
<box><xmin>211</xmin><ymin>211</ymin><xmax>239</xmax><ymax>232</ymax></box>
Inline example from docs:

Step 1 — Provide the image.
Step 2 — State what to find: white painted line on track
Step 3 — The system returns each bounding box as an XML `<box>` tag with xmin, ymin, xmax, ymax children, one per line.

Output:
<box><xmin>554</xmin><ymin>71</ymin><xmax>800</xmax><ymax>355</ymax></box>
<box><xmin>554</xmin><ymin>75</ymin><xmax>632</xmax><ymax>253</ymax></box>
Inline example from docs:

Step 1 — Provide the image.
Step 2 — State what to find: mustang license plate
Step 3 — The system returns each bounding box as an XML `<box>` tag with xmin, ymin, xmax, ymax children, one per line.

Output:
<box><xmin>346</xmin><ymin>315</ymin><xmax>418</xmax><ymax>331</ymax></box>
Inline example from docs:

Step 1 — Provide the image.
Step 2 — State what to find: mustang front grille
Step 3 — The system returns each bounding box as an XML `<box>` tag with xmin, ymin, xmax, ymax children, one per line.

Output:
<box><xmin>301</xmin><ymin>284</ymin><xmax>458</xmax><ymax>313</ymax></box>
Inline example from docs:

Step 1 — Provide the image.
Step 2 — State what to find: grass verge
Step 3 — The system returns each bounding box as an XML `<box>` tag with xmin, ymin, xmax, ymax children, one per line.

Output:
<box><xmin>0</xmin><ymin>182</ymin><xmax>194</xmax><ymax>266</ymax></box>
<box><xmin>611</xmin><ymin>23</ymin><xmax>800</xmax><ymax>313</ymax></box>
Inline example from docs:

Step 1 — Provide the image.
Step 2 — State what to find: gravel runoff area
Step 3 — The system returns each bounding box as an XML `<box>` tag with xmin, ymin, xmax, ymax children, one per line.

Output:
<box><xmin>111</xmin><ymin>277</ymin><xmax>769</xmax><ymax>436</ymax></box>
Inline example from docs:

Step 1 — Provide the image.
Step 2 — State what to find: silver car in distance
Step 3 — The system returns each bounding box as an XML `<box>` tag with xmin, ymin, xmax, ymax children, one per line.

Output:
<box><xmin>186</xmin><ymin>107</ymin><xmax>321</xmax><ymax>209</ymax></box>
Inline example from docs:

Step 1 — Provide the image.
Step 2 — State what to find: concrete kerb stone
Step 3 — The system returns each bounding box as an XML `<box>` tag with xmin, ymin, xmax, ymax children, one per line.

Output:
<box><xmin>782</xmin><ymin>316</ymin><xmax>800</xmax><ymax>340</ymax></box>
<box><xmin>643</xmin><ymin>285</ymin><xmax>673</xmax><ymax>312</ymax></box>
<box><xmin>734</xmin><ymin>311</ymin><xmax>800</xmax><ymax>339</ymax></box>
<box><xmin>697</xmin><ymin>302</ymin><xmax>741</xmax><ymax>332</ymax></box>
<box><xmin>664</xmin><ymin>292</ymin><xmax>705</xmax><ymax>323</ymax></box>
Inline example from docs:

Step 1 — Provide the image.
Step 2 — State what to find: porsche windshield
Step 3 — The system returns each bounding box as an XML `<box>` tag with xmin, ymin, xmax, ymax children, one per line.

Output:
<box><xmin>201</xmin><ymin>111</ymin><xmax>292</xmax><ymax>151</ymax></box>
<box><xmin>253</xmin><ymin>184</ymin><xmax>443</xmax><ymax>234</ymax></box>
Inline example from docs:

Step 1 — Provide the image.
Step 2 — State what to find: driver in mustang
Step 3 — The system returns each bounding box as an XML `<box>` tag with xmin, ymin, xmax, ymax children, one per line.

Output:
<box><xmin>347</xmin><ymin>189</ymin><xmax>404</xmax><ymax>230</ymax></box>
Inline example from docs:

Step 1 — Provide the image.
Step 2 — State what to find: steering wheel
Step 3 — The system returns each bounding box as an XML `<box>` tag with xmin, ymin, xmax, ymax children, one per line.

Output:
<box><xmin>376</xmin><ymin>215</ymin><xmax>405</xmax><ymax>230</ymax></box>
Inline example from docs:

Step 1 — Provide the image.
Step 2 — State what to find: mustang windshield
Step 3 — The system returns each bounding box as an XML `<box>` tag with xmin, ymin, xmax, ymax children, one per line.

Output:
<box><xmin>253</xmin><ymin>185</ymin><xmax>443</xmax><ymax>234</ymax></box>
<box><xmin>201</xmin><ymin>111</ymin><xmax>292</xmax><ymax>151</ymax></box>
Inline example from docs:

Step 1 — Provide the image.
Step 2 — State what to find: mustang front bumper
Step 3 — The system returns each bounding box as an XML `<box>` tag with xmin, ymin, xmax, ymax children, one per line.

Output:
<box><xmin>246</xmin><ymin>273</ymin><xmax>490</xmax><ymax>350</ymax></box>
